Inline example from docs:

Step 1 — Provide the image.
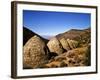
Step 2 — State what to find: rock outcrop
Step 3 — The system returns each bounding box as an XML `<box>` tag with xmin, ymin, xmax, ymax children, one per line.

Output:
<box><xmin>42</xmin><ymin>46</ymin><xmax>90</xmax><ymax>68</ymax></box>
<box><xmin>23</xmin><ymin>35</ymin><xmax>49</xmax><ymax>69</ymax></box>
<box><xmin>60</xmin><ymin>38</ymin><xmax>79</xmax><ymax>51</ymax></box>
<box><xmin>47</xmin><ymin>37</ymin><xmax>64</xmax><ymax>55</ymax></box>
<box><xmin>56</xmin><ymin>28</ymin><xmax>91</xmax><ymax>44</ymax></box>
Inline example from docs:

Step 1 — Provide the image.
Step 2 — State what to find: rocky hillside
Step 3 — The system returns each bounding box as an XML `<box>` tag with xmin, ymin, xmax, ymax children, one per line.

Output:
<box><xmin>56</xmin><ymin>28</ymin><xmax>91</xmax><ymax>44</ymax></box>
<box><xmin>23</xmin><ymin>27</ymin><xmax>91</xmax><ymax>69</ymax></box>
<box><xmin>23</xmin><ymin>27</ymin><xmax>49</xmax><ymax>45</ymax></box>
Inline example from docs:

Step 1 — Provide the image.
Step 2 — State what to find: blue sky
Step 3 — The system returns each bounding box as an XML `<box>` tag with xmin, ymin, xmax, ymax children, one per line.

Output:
<box><xmin>23</xmin><ymin>10</ymin><xmax>91</xmax><ymax>36</ymax></box>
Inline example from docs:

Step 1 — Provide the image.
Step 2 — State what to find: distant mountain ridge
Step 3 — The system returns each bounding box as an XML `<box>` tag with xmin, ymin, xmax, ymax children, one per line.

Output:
<box><xmin>41</xmin><ymin>35</ymin><xmax>54</xmax><ymax>40</ymax></box>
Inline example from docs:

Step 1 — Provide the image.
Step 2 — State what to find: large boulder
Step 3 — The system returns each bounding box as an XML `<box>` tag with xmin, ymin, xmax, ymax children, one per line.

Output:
<box><xmin>42</xmin><ymin>46</ymin><xmax>90</xmax><ymax>68</ymax></box>
<box><xmin>23</xmin><ymin>35</ymin><xmax>49</xmax><ymax>69</ymax></box>
<box><xmin>60</xmin><ymin>38</ymin><xmax>70</xmax><ymax>51</ymax></box>
<box><xmin>60</xmin><ymin>38</ymin><xmax>78</xmax><ymax>51</ymax></box>
<box><xmin>67</xmin><ymin>39</ymin><xmax>79</xmax><ymax>49</ymax></box>
<box><xmin>47</xmin><ymin>37</ymin><xmax>64</xmax><ymax>55</ymax></box>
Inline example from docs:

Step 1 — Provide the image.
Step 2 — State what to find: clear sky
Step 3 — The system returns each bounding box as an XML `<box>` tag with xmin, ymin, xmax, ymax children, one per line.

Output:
<box><xmin>23</xmin><ymin>10</ymin><xmax>91</xmax><ymax>36</ymax></box>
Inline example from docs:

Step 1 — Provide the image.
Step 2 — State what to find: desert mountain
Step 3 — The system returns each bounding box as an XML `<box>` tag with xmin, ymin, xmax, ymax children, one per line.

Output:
<box><xmin>23</xmin><ymin>27</ymin><xmax>49</xmax><ymax>45</ymax></box>
<box><xmin>56</xmin><ymin>28</ymin><xmax>91</xmax><ymax>44</ymax></box>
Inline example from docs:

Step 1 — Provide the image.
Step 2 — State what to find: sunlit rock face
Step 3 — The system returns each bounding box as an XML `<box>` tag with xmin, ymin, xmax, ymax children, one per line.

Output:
<box><xmin>23</xmin><ymin>35</ymin><xmax>49</xmax><ymax>69</ymax></box>
<box><xmin>60</xmin><ymin>38</ymin><xmax>79</xmax><ymax>51</ymax></box>
<box><xmin>47</xmin><ymin>37</ymin><xmax>64</xmax><ymax>55</ymax></box>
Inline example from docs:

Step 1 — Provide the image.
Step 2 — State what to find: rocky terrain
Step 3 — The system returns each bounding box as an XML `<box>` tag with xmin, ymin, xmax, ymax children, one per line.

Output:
<box><xmin>23</xmin><ymin>27</ymin><xmax>91</xmax><ymax>69</ymax></box>
<box><xmin>56</xmin><ymin>28</ymin><xmax>91</xmax><ymax>45</ymax></box>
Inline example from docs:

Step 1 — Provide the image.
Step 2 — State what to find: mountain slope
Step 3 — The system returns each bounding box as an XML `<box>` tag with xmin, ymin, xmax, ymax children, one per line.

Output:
<box><xmin>23</xmin><ymin>27</ymin><xmax>49</xmax><ymax>45</ymax></box>
<box><xmin>56</xmin><ymin>28</ymin><xmax>91</xmax><ymax>44</ymax></box>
